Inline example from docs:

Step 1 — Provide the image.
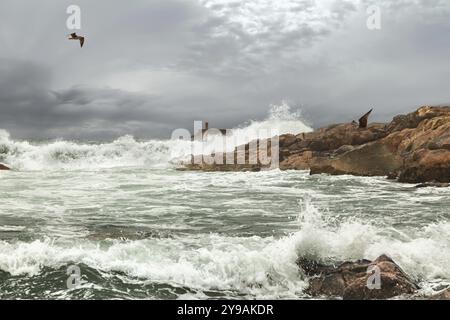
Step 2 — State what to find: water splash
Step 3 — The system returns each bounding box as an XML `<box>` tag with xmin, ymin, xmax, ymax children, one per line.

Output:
<box><xmin>0</xmin><ymin>103</ymin><xmax>312</xmax><ymax>171</ymax></box>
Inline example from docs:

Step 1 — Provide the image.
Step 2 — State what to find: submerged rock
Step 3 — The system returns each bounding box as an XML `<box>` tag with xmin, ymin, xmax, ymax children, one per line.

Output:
<box><xmin>387</xmin><ymin>171</ymin><xmax>399</xmax><ymax>180</ymax></box>
<box><xmin>298</xmin><ymin>255</ymin><xmax>419</xmax><ymax>300</ymax></box>
<box><xmin>0</xmin><ymin>163</ymin><xmax>10</xmax><ymax>170</ymax></box>
<box><xmin>415</xmin><ymin>181</ymin><xmax>449</xmax><ymax>188</ymax></box>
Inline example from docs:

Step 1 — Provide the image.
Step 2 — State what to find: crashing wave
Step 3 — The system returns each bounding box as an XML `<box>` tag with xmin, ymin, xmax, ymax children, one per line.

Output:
<box><xmin>0</xmin><ymin>199</ymin><xmax>448</xmax><ymax>298</ymax></box>
<box><xmin>0</xmin><ymin>103</ymin><xmax>312</xmax><ymax>171</ymax></box>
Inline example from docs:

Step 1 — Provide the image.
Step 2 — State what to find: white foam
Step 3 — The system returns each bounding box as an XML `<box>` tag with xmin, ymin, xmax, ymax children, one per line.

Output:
<box><xmin>0</xmin><ymin>235</ymin><xmax>307</xmax><ymax>298</ymax></box>
<box><xmin>0</xmin><ymin>103</ymin><xmax>311</xmax><ymax>171</ymax></box>
<box><xmin>0</xmin><ymin>199</ymin><xmax>448</xmax><ymax>297</ymax></box>
<box><xmin>230</xmin><ymin>102</ymin><xmax>312</xmax><ymax>146</ymax></box>
<box><xmin>291</xmin><ymin>198</ymin><xmax>450</xmax><ymax>285</ymax></box>
<box><xmin>0</xmin><ymin>225</ymin><xmax>26</xmax><ymax>232</ymax></box>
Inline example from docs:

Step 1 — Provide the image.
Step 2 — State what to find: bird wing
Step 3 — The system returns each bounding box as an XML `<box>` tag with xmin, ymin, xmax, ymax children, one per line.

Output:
<box><xmin>358</xmin><ymin>109</ymin><xmax>373</xmax><ymax>128</ymax></box>
<box><xmin>79</xmin><ymin>37</ymin><xmax>85</xmax><ymax>47</ymax></box>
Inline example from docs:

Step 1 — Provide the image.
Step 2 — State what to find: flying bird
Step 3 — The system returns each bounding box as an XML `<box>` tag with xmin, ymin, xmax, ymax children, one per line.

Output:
<box><xmin>68</xmin><ymin>33</ymin><xmax>85</xmax><ymax>48</ymax></box>
<box><xmin>358</xmin><ymin>109</ymin><xmax>373</xmax><ymax>128</ymax></box>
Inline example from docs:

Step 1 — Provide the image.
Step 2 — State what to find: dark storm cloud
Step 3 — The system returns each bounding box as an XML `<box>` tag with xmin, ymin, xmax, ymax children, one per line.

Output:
<box><xmin>0</xmin><ymin>60</ymin><xmax>208</xmax><ymax>140</ymax></box>
<box><xmin>0</xmin><ymin>58</ymin><xmax>258</xmax><ymax>140</ymax></box>
<box><xmin>1</xmin><ymin>0</ymin><xmax>450</xmax><ymax>139</ymax></box>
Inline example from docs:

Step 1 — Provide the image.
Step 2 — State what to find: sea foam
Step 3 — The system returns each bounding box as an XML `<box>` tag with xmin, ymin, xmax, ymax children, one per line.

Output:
<box><xmin>0</xmin><ymin>103</ymin><xmax>312</xmax><ymax>171</ymax></box>
<box><xmin>0</xmin><ymin>199</ymin><xmax>448</xmax><ymax>298</ymax></box>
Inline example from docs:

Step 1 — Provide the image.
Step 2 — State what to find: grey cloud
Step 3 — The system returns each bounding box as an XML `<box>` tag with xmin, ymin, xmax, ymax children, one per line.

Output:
<box><xmin>0</xmin><ymin>59</ymin><xmax>258</xmax><ymax>140</ymax></box>
<box><xmin>331</xmin><ymin>0</ymin><xmax>357</xmax><ymax>20</ymax></box>
<box><xmin>1</xmin><ymin>0</ymin><xmax>450</xmax><ymax>140</ymax></box>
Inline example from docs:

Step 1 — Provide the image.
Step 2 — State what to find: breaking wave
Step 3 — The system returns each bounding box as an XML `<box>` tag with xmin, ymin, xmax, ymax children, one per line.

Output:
<box><xmin>0</xmin><ymin>199</ymin><xmax>448</xmax><ymax>298</ymax></box>
<box><xmin>0</xmin><ymin>103</ymin><xmax>311</xmax><ymax>171</ymax></box>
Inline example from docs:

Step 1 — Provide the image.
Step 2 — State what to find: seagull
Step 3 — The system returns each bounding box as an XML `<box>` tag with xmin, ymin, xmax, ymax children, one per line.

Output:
<box><xmin>68</xmin><ymin>32</ymin><xmax>85</xmax><ymax>47</ymax></box>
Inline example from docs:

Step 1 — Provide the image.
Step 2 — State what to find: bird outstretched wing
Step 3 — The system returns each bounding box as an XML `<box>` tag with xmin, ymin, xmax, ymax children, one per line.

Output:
<box><xmin>79</xmin><ymin>37</ymin><xmax>85</xmax><ymax>47</ymax></box>
<box><xmin>358</xmin><ymin>109</ymin><xmax>373</xmax><ymax>128</ymax></box>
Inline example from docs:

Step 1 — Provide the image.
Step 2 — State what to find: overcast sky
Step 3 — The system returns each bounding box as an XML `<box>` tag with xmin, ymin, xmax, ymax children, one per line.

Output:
<box><xmin>1</xmin><ymin>0</ymin><xmax>450</xmax><ymax>140</ymax></box>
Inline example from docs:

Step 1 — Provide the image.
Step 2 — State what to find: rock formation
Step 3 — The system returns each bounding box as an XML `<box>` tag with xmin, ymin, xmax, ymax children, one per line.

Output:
<box><xmin>0</xmin><ymin>163</ymin><xmax>10</xmax><ymax>170</ymax></box>
<box><xmin>298</xmin><ymin>255</ymin><xmax>419</xmax><ymax>300</ymax></box>
<box><xmin>429</xmin><ymin>287</ymin><xmax>450</xmax><ymax>300</ymax></box>
<box><xmin>183</xmin><ymin>106</ymin><xmax>450</xmax><ymax>184</ymax></box>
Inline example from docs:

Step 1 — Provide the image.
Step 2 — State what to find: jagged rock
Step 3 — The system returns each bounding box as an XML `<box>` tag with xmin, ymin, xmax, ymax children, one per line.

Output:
<box><xmin>398</xmin><ymin>115</ymin><xmax>450</xmax><ymax>152</ymax></box>
<box><xmin>0</xmin><ymin>163</ymin><xmax>10</xmax><ymax>170</ymax></box>
<box><xmin>386</xmin><ymin>106</ymin><xmax>450</xmax><ymax>133</ymax></box>
<box><xmin>296</xmin><ymin>123</ymin><xmax>388</xmax><ymax>152</ymax></box>
<box><xmin>279</xmin><ymin>151</ymin><xmax>314</xmax><ymax>170</ymax></box>
<box><xmin>310</xmin><ymin>137</ymin><xmax>404</xmax><ymax>177</ymax></box>
<box><xmin>299</xmin><ymin>255</ymin><xmax>419</xmax><ymax>300</ymax></box>
<box><xmin>334</xmin><ymin>145</ymin><xmax>355</xmax><ymax>156</ymax></box>
<box><xmin>279</xmin><ymin>123</ymin><xmax>388</xmax><ymax>171</ymax></box>
<box><xmin>399</xmin><ymin>149</ymin><xmax>450</xmax><ymax>183</ymax></box>
<box><xmin>387</xmin><ymin>172</ymin><xmax>399</xmax><ymax>180</ymax></box>
<box><xmin>429</xmin><ymin>287</ymin><xmax>450</xmax><ymax>300</ymax></box>
<box><xmin>182</xmin><ymin>106</ymin><xmax>450</xmax><ymax>183</ymax></box>
<box><xmin>300</xmin><ymin>107</ymin><xmax>450</xmax><ymax>182</ymax></box>
<box><xmin>279</xmin><ymin>134</ymin><xmax>297</xmax><ymax>148</ymax></box>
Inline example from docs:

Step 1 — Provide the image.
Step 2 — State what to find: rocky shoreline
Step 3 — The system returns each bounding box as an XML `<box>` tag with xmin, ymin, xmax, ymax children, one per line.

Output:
<box><xmin>299</xmin><ymin>255</ymin><xmax>449</xmax><ymax>300</ymax></box>
<box><xmin>299</xmin><ymin>255</ymin><xmax>417</xmax><ymax>300</ymax></box>
<box><xmin>183</xmin><ymin>106</ymin><xmax>450</xmax><ymax>184</ymax></box>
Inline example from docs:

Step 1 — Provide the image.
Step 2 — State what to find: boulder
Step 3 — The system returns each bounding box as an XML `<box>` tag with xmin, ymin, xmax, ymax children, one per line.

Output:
<box><xmin>399</xmin><ymin>149</ymin><xmax>450</xmax><ymax>183</ymax></box>
<box><xmin>299</xmin><ymin>255</ymin><xmax>419</xmax><ymax>300</ymax></box>
<box><xmin>0</xmin><ymin>163</ymin><xmax>10</xmax><ymax>170</ymax></box>
<box><xmin>310</xmin><ymin>138</ymin><xmax>404</xmax><ymax>177</ymax></box>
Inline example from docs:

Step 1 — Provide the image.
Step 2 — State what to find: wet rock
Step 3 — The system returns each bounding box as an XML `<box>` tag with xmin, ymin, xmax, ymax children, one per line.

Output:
<box><xmin>182</xmin><ymin>106</ymin><xmax>450</xmax><ymax>183</ymax></box>
<box><xmin>429</xmin><ymin>287</ymin><xmax>450</xmax><ymax>300</ymax></box>
<box><xmin>299</xmin><ymin>255</ymin><xmax>419</xmax><ymax>300</ymax></box>
<box><xmin>309</xmin><ymin>139</ymin><xmax>404</xmax><ymax>177</ymax></box>
<box><xmin>0</xmin><ymin>163</ymin><xmax>10</xmax><ymax>170</ymax></box>
<box><xmin>386</xmin><ymin>106</ymin><xmax>450</xmax><ymax>133</ymax></box>
<box><xmin>398</xmin><ymin>149</ymin><xmax>450</xmax><ymax>183</ymax></box>
<box><xmin>280</xmin><ymin>151</ymin><xmax>314</xmax><ymax>170</ymax></box>
<box><xmin>415</xmin><ymin>181</ymin><xmax>449</xmax><ymax>188</ymax></box>
<box><xmin>279</xmin><ymin>134</ymin><xmax>297</xmax><ymax>148</ymax></box>
<box><xmin>303</xmin><ymin>107</ymin><xmax>450</xmax><ymax>182</ymax></box>
<box><xmin>387</xmin><ymin>172</ymin><xmax>399</xmax><ymax>180</ymax></box>
<box><xmin>296</xmin><ymin>123</ymin><xmax>388</xmax><ymax>152</ymax></box>
<box><xmin>333</xmin><ymin>145</ymin><xmax>355</xmax><ymax>156</ymax></box>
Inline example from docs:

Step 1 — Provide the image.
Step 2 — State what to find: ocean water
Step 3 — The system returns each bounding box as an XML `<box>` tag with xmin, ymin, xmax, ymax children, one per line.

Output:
<box><xmin>0</xmin><ymin>107</ymin><xmax>449</xmax><ymax>300</ymax></box>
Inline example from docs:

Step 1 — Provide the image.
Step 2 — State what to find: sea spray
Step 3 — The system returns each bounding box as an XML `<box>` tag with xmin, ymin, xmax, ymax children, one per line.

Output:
<box><xmin>0</xmin><ymin>195</ymin><xmax>448</xmax><ymax>298</ymax></box>
<box><xmin>0</xmin><ymin>103</ymin><xmax>312</xmax><ymax>171</ymax></box>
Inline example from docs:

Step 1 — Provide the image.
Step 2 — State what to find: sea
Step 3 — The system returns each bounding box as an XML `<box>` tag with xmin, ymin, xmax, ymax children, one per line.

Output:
<box><xmin>0</xmin><ymin>105</ymin><xmax>449</xmax><ymax>299</ymax></box>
